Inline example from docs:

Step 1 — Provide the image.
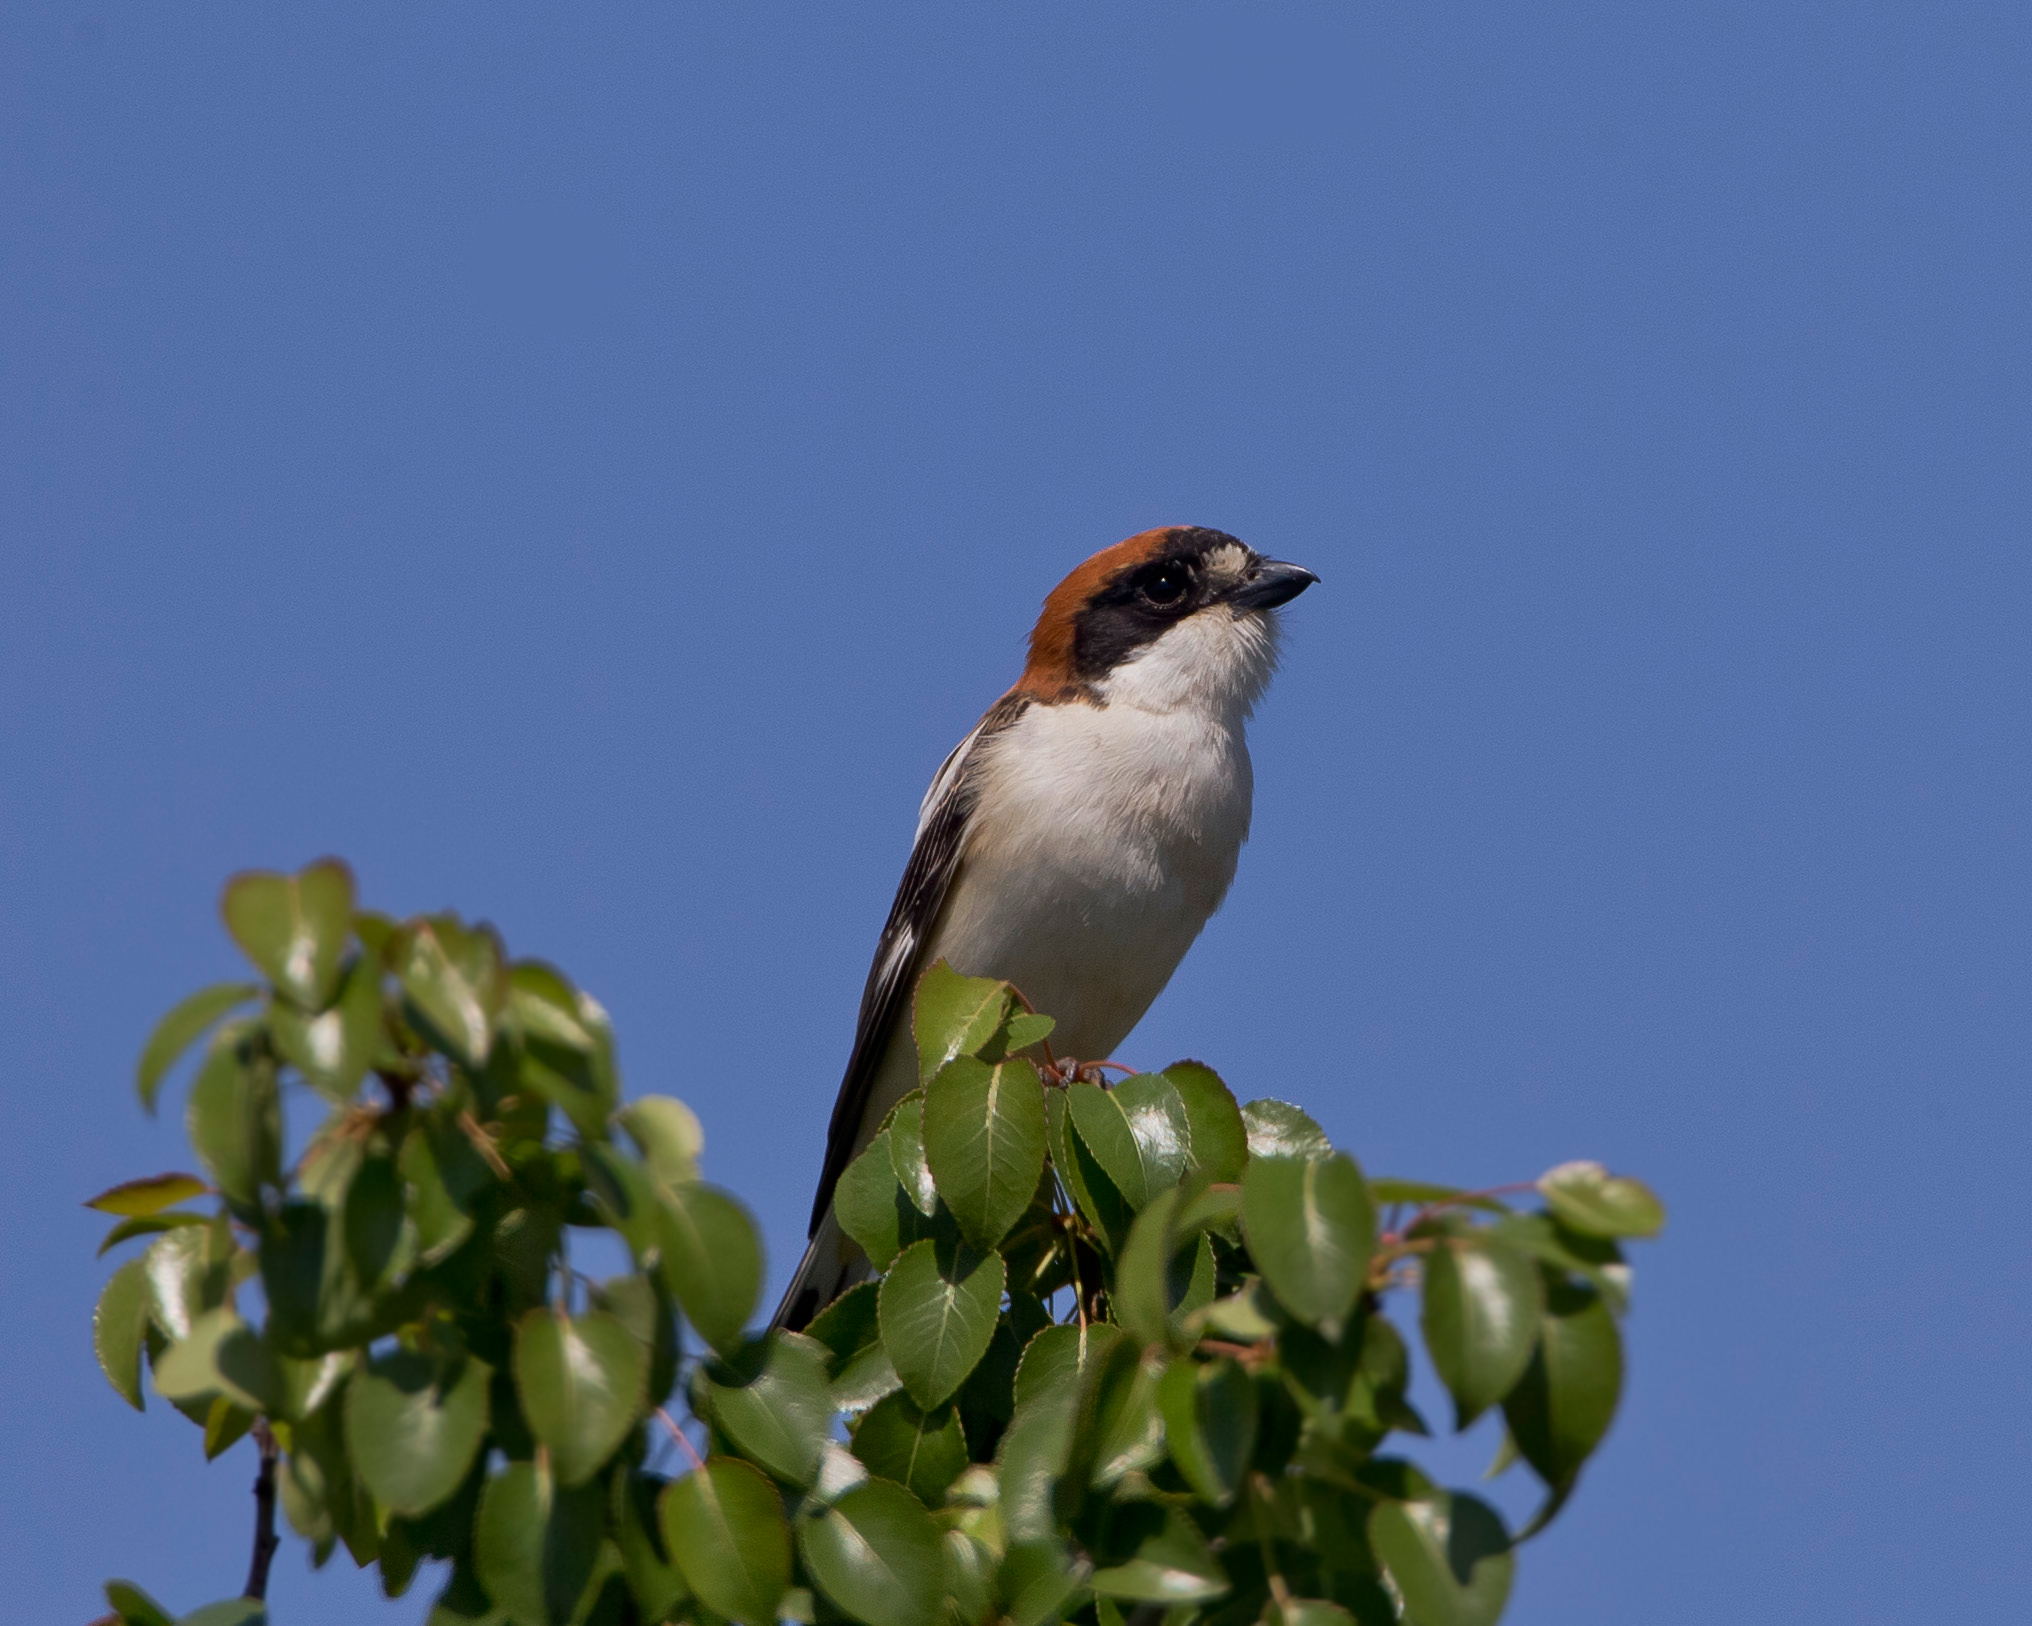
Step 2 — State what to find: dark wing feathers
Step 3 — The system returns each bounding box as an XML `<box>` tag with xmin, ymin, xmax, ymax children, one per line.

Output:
<box><xmin>806</xmin><ymin>691</ymin><xmax>1032</xmax><ymax>1236</ymax></box>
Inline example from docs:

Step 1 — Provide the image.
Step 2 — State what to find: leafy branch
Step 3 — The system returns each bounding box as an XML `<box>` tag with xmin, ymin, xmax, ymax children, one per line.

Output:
<box><xmin>88</xmin><ymin>859</ymin><xmax>1663</xmax><ymax>1626</ymax></box>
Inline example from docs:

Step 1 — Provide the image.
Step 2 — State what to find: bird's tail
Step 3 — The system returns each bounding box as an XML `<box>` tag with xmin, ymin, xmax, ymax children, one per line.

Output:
<box><xmin>770</xmin><ymin>1208</ymin><xmax>872</xmax><ymax>1332</ymax></box>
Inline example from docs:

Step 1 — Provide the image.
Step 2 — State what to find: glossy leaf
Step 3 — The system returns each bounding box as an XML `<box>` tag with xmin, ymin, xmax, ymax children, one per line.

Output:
<box><xmin>922</xmin><ymin>1055</ymin><xmax>1048</xmax><ymax>1250</ymax></box>
<box><xmin>1370</xmin><ymin>1179</ymin><xmax>1509</xmax><ymax>1213</ymax></box>
<box><xmin>94</xmin><ymin>1257</ymin><xmax>153</xmax><ymax>1410</ymax></box>
<box><xmin>401</xmin><ymin>1118</ymin><xmax>493</xmax><ymax>1267</ymax></box>
<box><xmin>1268</xmin><ymin>1604</ymin><xmax>1358</xmax><ymax>1626</ymax></box>
<box><xmin>887</xmin><ymin>1092</ymin><xmax>940</xmax><ymax>1217</ymax></box>
<box><xmin>1241</xmin><ymin>1097</ymin><xmax>1332</xmax><ymax>1161</ymax></box>
<box><xmin>221</xmin><ymin>859</ymin><xmax>354</xmax><ymax>1008</ymax></box>
<box><xmin>474</xmin><ymin>1459</ymin><xmax>604</xmax><ymax>1626</ymax></box>
<box><xmin>1421</xmin><ymin>1236</ymin><xmax>1543</xmax><ymax>1428</ymax></box>
<box><xmin>1046</xmin><ymin>1088</ymin><xmax>1132</xmax><ymax>1252</ymax></box>
<box><xmin>659</xmin><ymin>1458</ymin><xmax>791</xmax><ymax>1626</ymax></box>
<box><xmin>1003</xmin><ymin>1011</ymin><xmax>1056</xmax><ymax>1051</ymax></box>
<box><xmin>1066</xmin><ymin>1080</ymin><xmax>1184</xmax><ymax>1210</ymax></box>
<box><xmin>1088</xmin><ymin>1506</ymin><xmax>1229</xmax><ymax>1603</ymax></box>
<box><xmin>1013</xmin><ymin>1320</ymin><xmax>1123</xmax><ymax>1414</ymax></box>
<box><xmin>1537</xmin><ymin>1161</ymin><xmax>1666</xmax><ymax>1239</ymax></box>
<box><xmin>913</xmin><ymin>962</ymin><xmax>1014</xmax><ymax>1083</ymax></box>
<box><xmin>153</xmin><ymin>1308</ymin><xmax>282</xmax><ymax>1414</ymax></box>
<box><xmin>1161</xmin><ymin>1062</ymin><xmax>1249</xmax><ymax>1183</ymax></box>
<box><xmin>185</xmin><ymin>1034</ymin><xmax>280</xmax><ymax>1208</ymax></box>
<box><xmin>878</xmin><ymin>1238</ymin><xmax>1005</xmax><ymax>1409</ymax></box>
<box><xmin>515</xmin><ymin>1310</ymin><xmax>648</xmax><ymax>1486</ymax></box>
<box><xmin>618</xmin><ymin>1095</ymin><xmax>705</xmax><ymax>1186</ymax></box>
<box><xmin>103</xmin><ymin>1580</ymin><xmax>176</xmax><ymax>1626</ymax></box>
<box><xmin>86</xmin><ymin>1172</ymin><xmax>209</xmax><ymax>1217</ymax></box>
<box><xmin>612</xmin><ymin>1470</ymin><xmax>689</xmax><ymax>1623</ymax></box>
<box><xmin>137</xmin><ymin>982</ymin><xmax>262</xmax><ymax>1112</ymax></box>
<box><xmin>851</xmin><ymin>1389</ymin><xmax>969</xmax><ymax>1504</ymax></box>
<box><xmin>346</xmin><ymin>1351</ymin><xmax>492</xmax><ymax>1515</ymax></box>
<box><xmin>97</xmin><ymin>1212</ymin><xmax>208</xmax><ymax>1256</ymax></box>
<box><xmin>1157</xmin><ymin>1357</ymin><xmax>1257</xmax><ymax>1504</ymax></box>
<box><xmin>271</xmin><ymin>953</ymin><xmax>382</xmax><ymax>1101</ymax></box>
<box><xmin>699</xmin><ymin>1333</ymin><xmax>834</xmax><ymax>1487</ymax></box>
<box><xmin>657</xmin><ymin>1181</ymin><xmax>763</xmax><ymax>1355</ymax></box>
<box><xmin>1503</xmin><ymin>1277</ymin><xmax>1623</xmax><ymax>1501</ymax></box>
<box><xmin>835</xmin><ymin>1131</ymin><xmax>908</xmax><ymax>1268</ymax></box>
<box><xmin>177</xmin><ymin>1601</ymin><xmax>268</xmax><ymax>1626</ymax></box>
<box><xmin>1368</xmin><ymin>1492</ymin><xmax>1514</xmax><ymax>1626</ymax></box>
<box><xmin>799</xmin><ymin>1477</ymin><xmax>945</xmax><ymax>1626</ymax></box>
<box><xmin>1113</xmin><ymin>1186</ymin><xmax>1191</xmax><ymax>1349</ymax></box>
<box><xmin>395</xmin><ymin>916</ymin><xmax>503</xmax><ymax>1068</ymax></box>
<box><xmin>1242</xmin><ymin>1150</ymin><xmax>1374</xmax><ymax>1334</ymax></box>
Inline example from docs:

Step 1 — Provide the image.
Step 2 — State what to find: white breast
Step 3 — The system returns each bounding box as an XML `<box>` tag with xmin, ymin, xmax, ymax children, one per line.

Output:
<box><xmin>927</xmin><ymin>680</ymin><xmax>1255</xmax><ymax>1061</ymax></box>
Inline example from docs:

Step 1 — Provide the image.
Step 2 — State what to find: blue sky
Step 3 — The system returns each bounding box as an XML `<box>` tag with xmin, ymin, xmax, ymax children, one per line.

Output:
<box><xmin>4</xmin><ymin>4</ymin><xmax>2028</xmax><ymax>1621</ymax></box>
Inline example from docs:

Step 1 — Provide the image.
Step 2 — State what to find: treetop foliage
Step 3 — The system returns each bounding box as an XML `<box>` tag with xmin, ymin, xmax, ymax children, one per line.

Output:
<box><xmin>90</xmin><ymin>859</ymin><xmax>1662</xmax><ymax>1626</ymax></box>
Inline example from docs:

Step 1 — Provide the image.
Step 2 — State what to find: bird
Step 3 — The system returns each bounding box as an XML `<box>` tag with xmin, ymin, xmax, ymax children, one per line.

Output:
<box><xmin>772</xmin><ymin>525</ymin><xmax>1317</xmax><ymax>1331</ymax></box>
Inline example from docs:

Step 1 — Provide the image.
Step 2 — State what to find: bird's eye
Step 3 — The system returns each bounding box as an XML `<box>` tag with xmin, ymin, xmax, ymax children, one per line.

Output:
<box><xmin>1141</xmin><ymin>566</ymin><xmax>1190</xmax><ymax>607</ymax></box>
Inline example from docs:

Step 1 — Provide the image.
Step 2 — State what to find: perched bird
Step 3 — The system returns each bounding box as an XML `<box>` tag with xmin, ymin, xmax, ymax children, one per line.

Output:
<box><xmin>773</xmin><ymin>526</ymin><xmax>1316</xmax><ymax>1330</ymax></box>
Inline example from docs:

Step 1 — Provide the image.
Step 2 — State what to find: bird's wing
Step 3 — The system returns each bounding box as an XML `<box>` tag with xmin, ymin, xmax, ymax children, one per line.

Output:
<box><xmin>806</xmin><ymin>689</ymin><xmax>1033</xmax><ymax>1236</ymax></box>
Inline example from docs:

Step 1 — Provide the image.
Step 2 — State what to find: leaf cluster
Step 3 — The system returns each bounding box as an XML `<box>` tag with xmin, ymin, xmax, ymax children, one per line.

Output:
<box><xmin>91</xmin><ymin>862</ymin><xmax>1663</xmax><ymax>1626</ymax></box>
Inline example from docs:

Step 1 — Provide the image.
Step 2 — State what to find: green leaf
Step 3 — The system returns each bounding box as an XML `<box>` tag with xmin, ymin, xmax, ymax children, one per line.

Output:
<box><xmin>1046</xmin><ymin>1089</ymin><xmax>1132</xmax><ymax>1253</ymax></box>
<box><xmin>346</xmin><ymin>1350</ymin><xmax>492</xmax><ymax>1515</ymax></box>
<box><xmin>1368</xmin><ymin>1492</ymin><xmax>1513</xmax><ymax>1626</ymax></box>
<box><xmin>1112</xmin><ymin>1186</ymin><xmax>1186</xmax><ymax>1349</ymax></box>
<box><xmin>913</xmin><ymin>962</ymin><xmax>1014</xmax><ymax>1083</ymax></box>
<box><xmin>878</xmin><ymin>1238</ymin><xmax>1005</xmax><ymax>1409</ymax></box>
<box><xmin>94</xmin><ymin>1258</ymin><xmax>153</xmax><ymax>1410</ymax></box>
<box><xmin>87</xmin><ymin>1173</ymin><xmax>210</xmax><ymax>1224</ymax></box>
<box><xmin>221</xmin><ymin>859</ymin><xmax>354</xmax><ymax>1008</ymax></box>
<box><xmin>402</xmin><ymin>1116</ymin><xmax>494</xmax><ymax>1266</ymax></box>
<box><xmin>185</xmin><ymin>1032</ymin><xmax>280</xmax><ymax>1209</ymax></box>
<box><xmin>1537</xmin><ymin>1161</ymin><xmax>1665</xmax><ymax>1239</ymax></box>
<box><xmin>395</xmin><ymin>916</ymin><xmax>505</xmax><ymax>1068</ymax></box>
<box><xmin>591</xmin><ymin>1271</ymin><xmax>682</xmax><ymax>1412</ymax></box>
<box><xmin>834</xmin><ymin>1130</ymin><xmax>908</xmax><ymax>1269</ymax></box>
<box><xmin>474</xmin><ymin>1459</ymin><xmax>605</xmax><ymax>1626</ymax></box>
<box><xmin>153</xmin><ymin>1308</ymin><xmax>282</xmax><ymax>1413</ymax></box>
<box><xmin>103</xmin><ymin>1580</ymin><xmax>176</xmax><ymax>1626</ymax></box>
<box><xmin>1240</xmin><ymin>1098</ymin><xmax>1332</xmax><ymax>1161</ymax></box>
<box><xmin>887</xmin><ymin>1092</ymin><xmax>939</xmax><ymax>1217</ymax></box>
<box><xmin>97</xmin><ymin>1212</ymin><xmax>209</xmax><ymax>1256</ymax></box>
<box><xmin>1088</xmin><ymin>1347</ymin><xmax>1166</xmax><ymax>1486</ymax></box>
<box><xmin>806</xmin><ymin>1279</ymin><xmax>883</xmax><ymax>1373</ymax></box>
<box><xmin>618</xmin><ymin>1095</ymin><xmax>705</xmax><ymax>1186</ymax></box>
<box><xmin>176</xmin><ymin>1601</ymin><xmax>268</xmax><ymax>1626</ymax></box>
<box><xmin>142</xmin><ymin>1222</ymin><xmax>232</xmax><ymax>1342</ymax></box>
<box><xmin>612</xmin><ymin>1470</ymin><xmax>690</xmax><ymax>1623</ymax></box>
<box><xmin>1241</xmin><ymin>1151</ymin><xmax>1374</xmax><ymax>1334</ymax></box>
<box><xmin>1160</xmin><ymin>1062</ymin><xmax>1249</xmax><ymax>1183</ymax></box>
<box><xmin>1066</xmin><ymin>1080</ymin><xmax>1185</xmax><ymax>1210</ymax></box>
<box><xmin>516</xmin><ymin>1309</ymin><xmax>649</xmax><ymax>1486</ymax></box>
<box><xmin>850</xmin><ymin>1390</ymin><xmax>969</xmax><ymax>1504</ymax></box>
<box><xmin>657</xmin><ymin>1182</ymin><xmax>764</xmax><ymax>1355</ymax></box>
<box><xmin>1503</xmin><ymin>1276</ymin><xmax>1623</xmax><ymax>1506</ymax></box>
<box><xmin>1003</xmin><ymin>1012</ymin><xmax>1056</xmax><ymax>1051</ymax></box>
<box><xmin>137</xmin><ymin>982</ymin><xmax>263</xmax><ymax>1112</ymax></box>
<box><xmin>699</xmin><ymin>1333</ymin><xmax>834</xmax><ymax>1488</ymax></box>
<box><xmin>1421</xmin><ymin>1236</ymin><xmax>1543</xmax><ymax>1429</ymax></box>
<box><xmin>922</xmin><ymin>1055</ymin><xmax>1048</xmax><ymax>1250</ymax></box>
<box><xmin>1157</xmin><ymin>1357</ymin><xmax>1257</xmax><ymax>1505</ymax></box>
<box><xmin>202</xmin><ymin>1395</ymin><xmax>256</xmax><ymax>1459</ymax></box>
<box><xmin>1369</xmin><ymin>1179</ymin><xmax>1509</xmax><ymax>1213</ymax></box>
<box><xmin>1088</xmin><ymin>1506</ymin><xmax>1228</xmax><ymax>1603</ymax></box>
<box><xmin>660</xmin><ymin>1458</ymin><xmax>792</xmax><ymax>1626</ymax></box>
<box><xmin>271</xmin><ymin>953</ymin><xmax>383</xmax><ymax>1102</ymax></box>
<box><xmin>798</xmin><ymin>1478</ymin><xmax>945</xmax><ymax>1626</ymax></box>
<box><xmin>1488</xmin><ymin>1212</ymin><xmax>1630</xmax><ymax>1312</ymax></box>
<box><xmin>942</xmin><ymin>1528</ymin><xmax>997</xmax><ymax>1626</ymax></box>
<box><xmin>1013</xmin><ymin>1322</ymin><xmax>1122</xmax><ymax>1415</ymax></box>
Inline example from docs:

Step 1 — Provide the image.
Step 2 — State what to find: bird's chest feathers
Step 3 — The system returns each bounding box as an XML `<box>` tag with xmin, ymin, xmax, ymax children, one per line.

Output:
<box><xmin>965</xmin><ymin>701</ymin><xmax>1253</xmax><ymax>916</ymax></box>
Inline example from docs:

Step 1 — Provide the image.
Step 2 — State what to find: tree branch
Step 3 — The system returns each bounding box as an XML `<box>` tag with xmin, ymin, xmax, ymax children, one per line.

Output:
<box><xmin>243</xmin><ymin>1418</ymin><xmax>280</xmax><ymax>1600</ymax></box>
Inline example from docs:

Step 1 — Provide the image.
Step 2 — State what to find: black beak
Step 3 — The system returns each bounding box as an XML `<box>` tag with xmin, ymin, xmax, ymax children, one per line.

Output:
<box><xmin>1230</xmin><ymin>558</ymin><xmax>1319</xmax><ymax>611</ymax></box>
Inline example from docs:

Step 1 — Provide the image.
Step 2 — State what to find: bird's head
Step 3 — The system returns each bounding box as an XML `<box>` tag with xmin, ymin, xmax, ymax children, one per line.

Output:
<box><xmin>1018</xmin><ymin>526</ymin><xmax>1318</xmax><ymax>717</ymax></box>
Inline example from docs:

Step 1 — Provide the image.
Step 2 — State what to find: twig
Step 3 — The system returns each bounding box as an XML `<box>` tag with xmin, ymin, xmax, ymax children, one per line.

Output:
<box><xmin>243</xmin><ymin>1418</ymin><xmax>280</xmax><ymax>1599</ymax></box>
<box><xmin>656</xmin><ymin>1407</ymin><xmax>706</xmax><ymax>1471</ymax></box>
<box><xmin>458</xmin><ymin>1109</ymin><xmax>513</xmax><ymax>1180</ymax></box>
<box><xmin>1248</xmin><ymin>1472</ymin><xmax>1294</xmax><ymax>1613</ymax></box>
